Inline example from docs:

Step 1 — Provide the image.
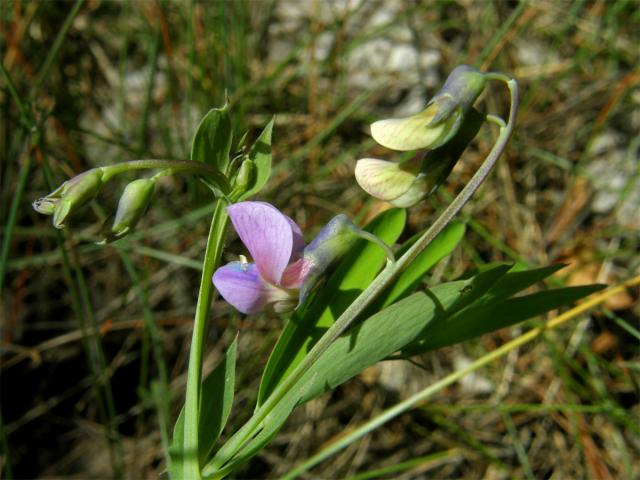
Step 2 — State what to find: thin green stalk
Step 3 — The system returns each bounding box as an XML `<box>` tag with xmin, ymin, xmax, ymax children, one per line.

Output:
<box><xmin>502</xmin><ymin>411</ymin><xmax>535</xmax><ymax>480</ymax></box>
<box><xmin>183</xmin><ymin>199</ymin><xmax>230</xmax><ymax>479</ymax></box>
<box><xmin>347</xmin><ymin>449</ymin><xmax>459</xmax><ymax>480</ymax></box>
<box><xmin>28</xmin><ymin>0</ymin><xmax>84</xmax><ymax>102</ymax></box>
<box><xmin>118</xmin><ymin>248</ymin><xmax>171</xmax><ymax>468</ymax></box>
<box><xmin>116</xmin><ymin>0</ymin><xmax>130</xmax><ymax>128</ymax></box>
<box><xmin>474</xmin><ymin>0</ymin><xmax>529</xmax><ymax>67</ymax></box>
<box><xmin>0</xmin><ymin>135</ymin><xmax>36</xmax><ymax>295</ymax></box>
<box><xmin>72</xmin><ymin>252</ymin><xmax>125</xmax><ymax>477</ymax></box>
<box><xmin>138</xmin><ymin>31</ymin><xmax>160</xmax><ymax>152</ymax></box>
<box><xmin>282</xmin><ymin>276</ymin><xmax>640</xmax><ymax>478</ymax></box>
<box><xmin>0</xmin><ymin>61</ymin><xmax>32</xmax><ymax>126</ymax></box>
<box><xmin>204</xmin><ymin>76</ymin><xmax>520</xmax><ymax>477</ymax></box>
<box><xmin>99</xmin><ymin>160</ymin><xmax>230</xmax><ymax>192</ymax></box>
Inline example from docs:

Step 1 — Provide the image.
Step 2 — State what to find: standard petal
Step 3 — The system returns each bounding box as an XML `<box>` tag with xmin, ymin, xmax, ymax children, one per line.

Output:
<box><xmin>228</xmin><ymin>202</ymin><xmax>294</xmax><ymax>284</ymax></box>
<box><xmin>355</xmin><ymin>158</ymin><xmax>417</xmax><ymax>201</ymax></box>
<box><xmin>370</xmin><ymin>103</ymin><xmax>445</xmax><ymax>151</ymax></box>
<box><xmin>212</xmin><ymin>262</ymin><xmax>272</xmax><ymax>314</ymax></box>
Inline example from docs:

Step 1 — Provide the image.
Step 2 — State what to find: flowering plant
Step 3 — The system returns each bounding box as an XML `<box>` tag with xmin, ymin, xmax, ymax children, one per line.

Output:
<box><xmin>33</xmin><ymin>67</ymin><xmax>603</xmax><ymax>479</ymax></box>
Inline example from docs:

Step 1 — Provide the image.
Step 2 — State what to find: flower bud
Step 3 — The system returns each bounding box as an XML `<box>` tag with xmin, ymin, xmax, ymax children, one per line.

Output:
<box><xmin>370</xmin><ymin>65</ymin><xmax>486</xmax><ymax>151</ymax></box>
<box><xmin>32</xmin><ymin>196</ymin><xmax>60</xmax><ymax>215</ymax></box>
<box><xmin>299</xmin><ymin>214</ymin><xmax>393</xmax><ymax>304</ymax></box>
<box><xmin>231</xmin><ymin>158</ymin><xmax>255</xmax><ymax>195</ymax></box>
<box><xmin>111</xmin><ymin>178</ymin><xmax>156</xmax><ymax>238</ymax></box>
<box><xmin>355</xmin><ymin>155</ymin><xmax>428</xmax><ymax>208</ymax></box>
<box><xmin>357</xmin><ymin>107</ymin><xmax>485</xmax><ymax>207</ymax></box>
<box><xmin>49</xmin><ymin>169</ymin><xmax>104</xmax><ymax>229</ymax></box>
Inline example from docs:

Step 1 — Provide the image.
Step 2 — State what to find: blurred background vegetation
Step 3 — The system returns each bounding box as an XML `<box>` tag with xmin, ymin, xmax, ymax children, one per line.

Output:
<box><xmin>1</xmin><ymin>0</ymin><xmax>638</xmax><ymax>478</ymax></box>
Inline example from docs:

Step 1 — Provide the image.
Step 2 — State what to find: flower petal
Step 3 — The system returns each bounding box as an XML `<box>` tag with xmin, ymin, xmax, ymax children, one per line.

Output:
<box><xmin>228</xmin><ymin>202</ymin><xmax>296</xmax><ymax>284</ymax></box>
<box><xmin>285</xmin><ymin>215</ymin><xmax>305</xmax><ymax>261</ymax></box>
<box><xmin>370</xmin><ymin>103</ymin><xmax>445</xmax><ymax>151</ymax></box>
<box><xmin>213</xmin><ymin>262</ymin><xmax>275</xmax><ymax>314</ymax></box>
<box><xmin>280</xmin><ymin>258</ymin><xmax>314</xmax><ymax>289</ymax></box>
<box><xmin>355</xmin><ymin>158</ymin><xmax>418</xmax><ymax>201</ymax></box>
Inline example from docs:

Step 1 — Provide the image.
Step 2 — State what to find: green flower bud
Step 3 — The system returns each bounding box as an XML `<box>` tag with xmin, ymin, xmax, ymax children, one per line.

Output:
<box><xmin>50</xmin><ymin>169</ymin><xmax>104</xmax><ymax>229</ymax></box>
<box><xmin>370</xmin><ymin>65</ymin><xmax>487</xmax><ymax>152</ymax></box>
<box><xmin>111</xmin><ymin>178</ymin><xmax>156</xmax><ymax>238</ymax></box>
<box><xmin>233</xmin><ymin>159</ymin><xmax>255</xmax><ymax>191</ymax></box>
<box><xmin>32</xmin><ymin>196</ymin><xmax>60</xmax><ymax>215</ymax></box>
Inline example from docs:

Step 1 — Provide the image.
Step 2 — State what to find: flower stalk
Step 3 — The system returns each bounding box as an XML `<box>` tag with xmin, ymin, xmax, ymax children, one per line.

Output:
<box><xmin>183</xmin><ymin>199</ymin><xmax>230</xmax><ymax>479</ymax></box>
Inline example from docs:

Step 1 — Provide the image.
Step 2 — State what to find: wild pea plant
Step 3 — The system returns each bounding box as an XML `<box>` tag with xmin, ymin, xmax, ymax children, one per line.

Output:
<box><xmin>34</xmin><ymin>66</ymin><xmax>602</xmax><ymax>478</ymax></box>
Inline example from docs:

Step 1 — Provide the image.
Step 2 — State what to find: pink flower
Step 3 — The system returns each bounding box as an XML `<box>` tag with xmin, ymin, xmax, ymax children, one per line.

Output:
<box><xmin>213</xmin><ymin>201</ymin><xmax>393</xmax><ymax>314</ymax></box>
<box><xmin>213</xmin><ymin>202</ymin><xmax>312</xmax><ymax>314</ymax></box>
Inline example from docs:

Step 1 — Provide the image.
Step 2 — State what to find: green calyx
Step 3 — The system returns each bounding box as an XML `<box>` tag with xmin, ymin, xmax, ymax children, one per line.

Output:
<box><xmin>111</xmin><ymin>178</ymin><xmax>157</xmax><ymax>238</ymax></box>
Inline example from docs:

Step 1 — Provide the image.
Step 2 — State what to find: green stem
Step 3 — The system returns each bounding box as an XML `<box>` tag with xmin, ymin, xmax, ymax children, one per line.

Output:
<box><xmin>183</xmin><ymin>199</ymin><xmax>230</xmax><ymax>479</ymax></box>
<box><xmin>99</xmin><ymin>160</ymin><xmax>230</xmax><ymax>193</ymax></box>
<box><xmin>204</xmin><ymin>76</ymin><xmax>519</xmax><ymax>477</ymax></box>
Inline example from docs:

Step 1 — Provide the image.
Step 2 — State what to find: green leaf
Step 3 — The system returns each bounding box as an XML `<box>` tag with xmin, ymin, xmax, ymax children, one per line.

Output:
<box><xmin>402</xmin><ymin>283</ymin><xmax>606</xmax><ymax>357</ymax></box>
<box><xmin>478</xmin><ymin>263</ymin><xmax>566</xmax><ymax>304</ymax></box>
<box><xmin>169</xmin><ymin>336</ymin><xmax>238</xmax><ymax>478</ymax></box>
<box><xmin>256</xmin><ymin>208</ymin><xmax>406</xmax><ymax>406</ymax></box>
<box><xmin>204</xmin><ymin>267</ymin><xmax>603</xmax><ymax>477</ymax></box>
<box><xmin>191</xmin><ymin>104</ymin><xmax>233</xmax><ymax>173</ymax></box>
<box><xmin>280</xmin><ymin>275</ymin><xmax>603</xmax><ymax>405</ymax></box>
<box><xmin>237</xmin><ymin>118</ymin><xmax>274</xmax><ymax>200</ymax></box>
<box><xmin>370</xmin><ymin>221</ymin><xmax>466</xmax><ymax>312</ymax></box>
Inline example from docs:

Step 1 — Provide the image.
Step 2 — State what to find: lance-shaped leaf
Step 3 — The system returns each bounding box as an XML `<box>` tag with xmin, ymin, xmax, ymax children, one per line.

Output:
<box><xmin>203</xmin><ymin>265</ymin><xmax>603</xmax><ymax>476</ymax></box>
<box><xmin>191</xmin><ymin>104</ymin><xmax>233</xmax><ymax>173</ymax></box>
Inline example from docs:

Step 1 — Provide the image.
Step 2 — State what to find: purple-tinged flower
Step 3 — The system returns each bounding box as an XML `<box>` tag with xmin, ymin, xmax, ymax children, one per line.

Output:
<box><xmin>213</xmin><ymin>202</ymin><xmax>393</xmax><ymax>314</ymax></box>
<box><xmin>213</xmin><ymin>202</ymin><xmax>310</xmax><ymax>314</ymax></box>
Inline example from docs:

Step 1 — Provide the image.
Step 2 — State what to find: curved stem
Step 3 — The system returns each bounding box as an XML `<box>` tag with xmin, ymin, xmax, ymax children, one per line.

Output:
<box><xmin>183</xmin><ymin>199</ymin><xmax>230</xmax><ymax>479</ymax></box>
<box><xmin>100</xmin><ymin>159</ymin><xmax>230</xmax><ymax>193</ymax></box>
<box><xmin>205</xmin><ymin>76</ymin><xmax>519</xmax><ymax>477</ymax></box>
